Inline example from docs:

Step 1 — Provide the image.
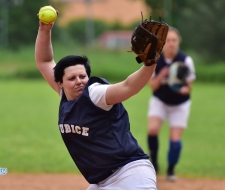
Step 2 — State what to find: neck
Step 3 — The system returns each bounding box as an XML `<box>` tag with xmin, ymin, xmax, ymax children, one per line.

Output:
<box><xmin>163</xmin><ymin>51</ymin><xmax>177</xmax><ymax>60</ymax></box>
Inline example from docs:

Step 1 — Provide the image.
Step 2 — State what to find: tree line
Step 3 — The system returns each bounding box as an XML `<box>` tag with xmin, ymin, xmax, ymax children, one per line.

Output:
<box><xmin>144</xmin><ymin>0</ymin><xmax>225</xmax><ymax>62</ymax></box>
<box><xmin>0</xmin><ymin>0</ymin><xmax>224</xmax><ymax>62</ymax></box>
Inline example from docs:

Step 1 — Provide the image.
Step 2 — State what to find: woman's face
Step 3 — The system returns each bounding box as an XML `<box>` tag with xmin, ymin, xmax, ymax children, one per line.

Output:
<box><xmin>59</xmin><ymin>64</ymin><xmax>89</xmax><ymax>101</ymax></box>
<box><xmin>163</xmin><ymin>30</ymin><xmax>180</xmax><ymax>56</ymax></box>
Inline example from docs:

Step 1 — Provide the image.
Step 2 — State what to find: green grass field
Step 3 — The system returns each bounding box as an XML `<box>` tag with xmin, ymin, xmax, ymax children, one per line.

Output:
<box><xmin>0</xmin><ymin>80</ymin><xmax>225</xmax><ymax>179</ymax></box>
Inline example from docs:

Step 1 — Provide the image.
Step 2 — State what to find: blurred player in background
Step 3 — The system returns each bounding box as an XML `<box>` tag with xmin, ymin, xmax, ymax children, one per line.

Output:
<box><xmin>147</xmin><ymin>26</ymin><xmax>196</xmax><ymax>181</ymax></box>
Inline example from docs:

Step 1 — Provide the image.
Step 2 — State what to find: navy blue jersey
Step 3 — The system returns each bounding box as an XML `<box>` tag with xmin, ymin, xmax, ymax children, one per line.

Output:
<box><xmin>58</xmin><ymin>76</ymin><xmax>149</xmax><ymax>184</ymax></box>
<box><xmin>153</xmin><ymin>51</ymin><xmax>190</xmax><ymax>105</ymax></box>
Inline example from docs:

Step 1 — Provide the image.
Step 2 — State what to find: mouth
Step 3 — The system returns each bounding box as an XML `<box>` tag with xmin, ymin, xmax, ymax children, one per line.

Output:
<box><xmin>75</xmin><ymin>86</ymin><xmax>84</xmax><ymax>91</ymax></box>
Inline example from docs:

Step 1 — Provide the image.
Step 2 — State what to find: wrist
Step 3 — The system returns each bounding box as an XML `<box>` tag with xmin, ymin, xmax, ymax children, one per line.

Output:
<box><xmin>179</xmin><ymin>85</ymin><xmax>191</xmax><ymax>95</ymax></box>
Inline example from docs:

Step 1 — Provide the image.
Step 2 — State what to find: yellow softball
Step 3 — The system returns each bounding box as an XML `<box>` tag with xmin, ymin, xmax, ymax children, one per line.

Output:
<box><xmin>38</xmin><ymin>6</ymin><xmax>57</xmax><ymax>24</ymax></box>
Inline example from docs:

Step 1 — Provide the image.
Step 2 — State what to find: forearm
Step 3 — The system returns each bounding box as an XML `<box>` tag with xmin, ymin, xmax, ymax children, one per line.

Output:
<box><xmin>106</xmin><ymin>64</ymin><xmax>156</xmax><ymax>105</ymax></box>
<box><xmin>35</xmin><ymin>27</ymin><xmax>54</xmax><ymax>65</ymax></box>
<box><xmin>124</xmin><ymin>64</ymin><xmax>156</xmax><ymax>95</ymax></box>
<box><xmin>149</xmin><ymin>66</ymin><xmax>168</xmax><ymax>91</ymax></box>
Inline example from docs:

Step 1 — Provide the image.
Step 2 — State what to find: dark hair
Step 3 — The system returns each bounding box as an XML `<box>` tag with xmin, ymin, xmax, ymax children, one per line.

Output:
<box><xmin>53</xmin><ymin>55</ymin><xmax>91</xmax><ymax>83</ymax></box>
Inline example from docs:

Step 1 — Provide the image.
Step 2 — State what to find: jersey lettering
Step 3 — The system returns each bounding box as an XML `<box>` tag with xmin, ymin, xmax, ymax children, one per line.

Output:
<box><xmin>75</xmin><ymin>125</ymin><xmax>81</xmax><ymax>134</ymax></box>
<box><xmin>82</xmin><ymin>127</ymin><xmax>89</xmax><ymax>136</ymax></box>
<box><xmin>58</xmin><ymin>124</ymin><xmax>89</xmax><ymax>136</ymax></box>
<box><xmin>59</xmin><ymin>124</ymin><xmax>64</xmax><ymax>133</ymax></box>
<box><xmin>71</xmin><ymin>125</ymin><xmax>76</xmax><ymax>133</ymax></box>
<box><xmin>64</xmin><ymin>124</ymin><xmax>71</xmax><ymax>133</ymax></box>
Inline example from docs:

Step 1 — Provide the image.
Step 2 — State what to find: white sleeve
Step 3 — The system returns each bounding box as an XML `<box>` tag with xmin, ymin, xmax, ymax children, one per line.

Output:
<box><xmin>184</xmin><ymin>56</ymin><xmax>196</xmax><ymax>82</ymax></box>
<box><xmin>88</xmin><ymin>82</ymin><xmax>113</xmax><ymax>111</ymax></box>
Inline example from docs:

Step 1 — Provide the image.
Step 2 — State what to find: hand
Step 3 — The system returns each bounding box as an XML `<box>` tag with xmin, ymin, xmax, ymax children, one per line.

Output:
<box><xmin>37</xmin><ymin>6</ymin><xmax>59</xmax><ymax>32</ymax></box>
<box><xmin>149</xmin><ymin>66</ymin><xmax>168</xmax><ymax>91</ymax></box>
<box><xmin>39</xmin><ymin>21</ymin><xmax>54</xmax><ymax>32</ymax></box>
<box><xmin>158</xmin><ymin>66</ymin><xmax>169</xmax><ymax>79</ymax></box>
<box><xmin>178</xmin><ymin>85</ymin><xmax>190</xmax><ymax>95</ymax></box>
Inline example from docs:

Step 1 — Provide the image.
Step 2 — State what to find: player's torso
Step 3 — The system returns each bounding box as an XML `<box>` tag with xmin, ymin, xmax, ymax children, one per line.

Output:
<box><xmin>154</xmin><ymin>52</ymin><xmax>190</xmax><ymax>105</ymax></box>
<box><xmin>58</xmin><ymin>76</ymin><xmax>149</xmax><ymax>184</ymax></box>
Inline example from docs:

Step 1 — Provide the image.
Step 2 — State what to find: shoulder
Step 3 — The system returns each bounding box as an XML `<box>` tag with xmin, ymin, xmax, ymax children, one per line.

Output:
<box><xmin>88</xmin><ymin>76</ymin><xmax>110</xmax><ymax>86</ymax></box>
<box><xmin>177</xmin><ymin>51</ymin><xmax>194</xmax><ymax>67</ymax></box>
<box><xmin>184</xmin><ymin>56</ymin><xmax>194</xmax><ymax>68</ymax></box>
<box><xmin>178</xmin><ymin>51</ymin><xmax>187</xmax><ymax>57</ymax></box>
<box><xmin>88</xmin><ymin>82</ymin><xmax>113</xmax><ymax>111</ymax></box>
<box><xmin>176</xmin><ymin>51</ymin><xmax>188</xmax><ymax>61</ymax></box>
<box><xmin>184</xmin><ymin>56</ymin><xmax>196</xmax><ymax>82</ymax></box>
<box><xmin>88</xmin><ymin>82</ymin><xmax>109</xmax><ymax>92</ymax></box>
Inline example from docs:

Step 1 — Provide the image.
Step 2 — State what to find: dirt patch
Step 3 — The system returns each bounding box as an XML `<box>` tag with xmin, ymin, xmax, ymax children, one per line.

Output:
<box><xmin>1</xmin><ymin>174</ymin><xmax>225</xmax><ymax>190</ymax></box>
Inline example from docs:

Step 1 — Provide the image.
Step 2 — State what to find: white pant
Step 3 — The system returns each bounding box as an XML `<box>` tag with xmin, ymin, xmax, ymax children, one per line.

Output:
<box><xmin>87</xmin><ymin>160</ymin><xmax>157</xmax><ymax>190</ymax></box>
<box><xmin>148</xmin><ymin>96</ymin><xmax>191</xmax><ymax>128</ymax></box>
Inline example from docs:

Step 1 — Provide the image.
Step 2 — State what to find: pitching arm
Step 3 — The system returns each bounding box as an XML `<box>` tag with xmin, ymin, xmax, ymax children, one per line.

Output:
<box><xmin>35</xmin><ymin>21</ymin><xmax>60</xmax><ymax>94</ymax></box>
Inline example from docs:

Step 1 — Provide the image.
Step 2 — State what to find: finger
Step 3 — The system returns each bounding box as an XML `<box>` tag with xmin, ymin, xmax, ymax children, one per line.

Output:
<box><xmin>49</xmin><ymin>22</ymin><xmax>54</xmax><ymax>26</ymax></box>
<box><xmin>39</xmin><ymin>20</ymin><xmax>44</xmax><ymax>26</ymax></box>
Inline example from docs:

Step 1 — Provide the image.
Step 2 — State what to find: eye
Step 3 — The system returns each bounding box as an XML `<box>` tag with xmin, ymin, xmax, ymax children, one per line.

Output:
<box><xmin>69</xmin><ymin>77</ymin><xmax>75</xmax><ymax>81</ymax></box>
<box><xmin>80</xmin><ymin>75</ymin><xmax>86</xmax><ymax>79</ymax></box>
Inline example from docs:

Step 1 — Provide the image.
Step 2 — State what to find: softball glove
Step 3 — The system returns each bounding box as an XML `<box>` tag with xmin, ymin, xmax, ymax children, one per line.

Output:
<box><xmin>130</xmin><ymin>14</ymin><xmax>169</xmax><ymax>66</ymax></box>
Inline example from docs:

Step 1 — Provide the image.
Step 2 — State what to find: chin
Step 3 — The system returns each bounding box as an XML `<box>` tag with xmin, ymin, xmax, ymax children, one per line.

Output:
<box><xmin>76</xmin><ymin>91</ymin><xmax>83</xmax><ymax>97</ymax></box>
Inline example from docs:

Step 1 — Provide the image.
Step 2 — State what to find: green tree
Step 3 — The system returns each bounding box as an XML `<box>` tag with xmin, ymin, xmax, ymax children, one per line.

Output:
<box><xmin>144</xmin><ymin>0</ymin><xmax>225</xmax><ymax>62</ymax></box>
<box><xmin>180</xmin><ymin>0</ymin><xmax>225</xmax><ymax>61</ymax></box>
<box><xmin>144</xmin><ymin>0</ymin><xmax>182</xmax><ymax>26</ymax></box>
<box><xmin>145</xmin><ymin>0</ymin><xmax>164</xmax><ymax>18</ymax></box>
<box><xmin>66</xmin><ymin>18</ymin><xmax>110</xmax><ymax>44</ymax></box>
<box><xmin>0</xmin><ymin>0</ymin><xmax>61</xmax><ymax>49</ymax></box>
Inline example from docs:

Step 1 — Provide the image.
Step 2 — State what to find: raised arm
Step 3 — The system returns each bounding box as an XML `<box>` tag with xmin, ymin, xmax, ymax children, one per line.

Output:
<box><xmin>35</xmin><ymin>21</ymin><xmax>60</xmax><ymax>94</ymax></box>
<box><xmin>105</xmin><ymin>64</ymin><xmax>156</xmax><ymax>105</ymax></box>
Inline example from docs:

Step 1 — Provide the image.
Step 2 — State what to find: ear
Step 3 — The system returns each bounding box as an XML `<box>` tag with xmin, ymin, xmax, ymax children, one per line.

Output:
<box><xmin>57</xmin><ymin>82</ymin><xmax>63</xmax><ymax>89</ymax></box>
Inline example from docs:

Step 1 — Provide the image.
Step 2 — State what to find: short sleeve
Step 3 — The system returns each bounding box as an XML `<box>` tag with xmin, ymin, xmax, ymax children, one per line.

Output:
<box><xmin>184</xmin><ymin>56</ymin><xmax>196</xmax><ymax>82</ymax></box>
<box><xmin>88</xmin><ymin>82</ymin><xmax>113</xmax><ymax>111</ymax></box>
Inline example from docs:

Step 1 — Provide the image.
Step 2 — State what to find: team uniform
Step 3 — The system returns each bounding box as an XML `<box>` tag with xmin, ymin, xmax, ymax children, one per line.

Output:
<box><xmin>148</xmin><ymin>51</ymin><xmax>196</xmax><ymax>128</ymax></box>
<box><xmin>147</xmin><ymin>51</ymin><xmax>196</xmax><ymax>179</ymax></box>
<box><xmin>58</xmin><ymin>76</ymin><xmax>157</xmax><ymax>189</ymax></box>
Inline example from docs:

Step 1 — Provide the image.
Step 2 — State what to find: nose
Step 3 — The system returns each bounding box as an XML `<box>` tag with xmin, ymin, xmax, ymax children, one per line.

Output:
<box><xmin>75</xmin><ymin>77</ymin><xmax>82</xmax><ymax>84</ymax></box>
